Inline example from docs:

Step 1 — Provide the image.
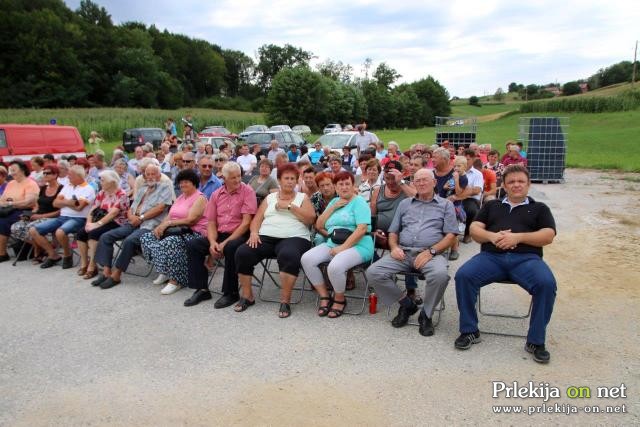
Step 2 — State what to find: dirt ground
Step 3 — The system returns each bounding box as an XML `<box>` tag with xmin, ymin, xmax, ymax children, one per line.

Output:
<box><xmin>1</xmin><ymin>168</ymin><xmax>639</xmax><ymax>426</ymax></box>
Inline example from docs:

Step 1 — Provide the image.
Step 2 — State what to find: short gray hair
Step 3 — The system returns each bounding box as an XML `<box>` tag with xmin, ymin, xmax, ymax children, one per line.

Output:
<box><xmin>57</xmin><ymin>160</ymin><xmax>70</xmax><ymax>169</ymax></box>
<box><xmin>138</xmin><ymin>157</ymin><xmax>159</xmax><ymax>173</ymax></box>
<box><xmin>433</xmin><ymin>147</ymin><xmax>450</xmax><ymax>161</ymax></box>
<box><xmin>69</xmin><ymin>165</ymin><xmax>86</xmax><ymax>179</ymax></box>
<box><xmin>99</xmin><ymin>169</ymin><xmax>121</xmax><ymax>189</ymax></box>
<box><xmin>388</xmin><ymin>141</ymin><xmax>400</xmax><ymax>150</ymax></box>
<box><xmin>222</xmin><ymin>161</ymin><xmax>241</xmax><ymax>178</ymax></box>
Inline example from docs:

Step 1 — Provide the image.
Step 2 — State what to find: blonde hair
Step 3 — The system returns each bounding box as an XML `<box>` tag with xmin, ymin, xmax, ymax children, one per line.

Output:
<box><xmin>454</xmin><ymin>155</ymin><xmax>467</xmax><ymax>171</ymax></box>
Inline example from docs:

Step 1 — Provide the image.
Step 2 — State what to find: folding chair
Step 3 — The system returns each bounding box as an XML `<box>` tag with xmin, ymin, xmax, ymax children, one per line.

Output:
<box><xmin>478</xmin><ymin>280</ymin><xmax>533</xmax><ymax>338</ymax></box>
<box><xmin>207</xmin><ymin>256</ymin><xmax>261</xmax><ymax>295</ymax></box>
<box><xmin>113</xmin><ymin>240</ymin><xmax>154</xmax><ymax>278</ymax></box>
<box><xmin>315</xmin><ymin>259</ymin><xmax>373</xmax><ymax>315</ymax></box>
<box><xmin>257</xmin><ymin>258</ymin><xmax>307</xmax><ymax>304</ymax></box>
<box><xmin>385</xmin><ymin>270</ymin><xmax>446</xmax><ymax>326</ymax></box>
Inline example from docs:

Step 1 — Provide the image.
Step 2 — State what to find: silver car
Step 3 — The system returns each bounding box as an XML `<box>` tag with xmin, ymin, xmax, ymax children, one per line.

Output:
<box><xmin>323</xmin><ymin>123</ymin><xmax>342</xmax><ymax>134</ymax></box>
<box><xmin>239</xmin><ymin>124</ymin><xmax>269</xmax><ymax>140</ymax></box>
<box><xmin>292</xmin><ymin>125</ymin><xmax>311</xmax><ymax>137</ymax></box>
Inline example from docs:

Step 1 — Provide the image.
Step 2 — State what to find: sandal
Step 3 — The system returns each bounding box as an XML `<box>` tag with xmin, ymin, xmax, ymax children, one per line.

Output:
<box><xmin>317</xmin><ymin>296</ymin><xmax>332</xmax><ymax>317</ymax></box>
<box><xmin>328</xmin><ymin>299</ymin><xmax>347</xmax><ymax>318</ymax></box>
<box><xmin>83</xmin><ymin>270</ymin><xmax>98</xmax><ymax>280</ymax></box>
<box><xmin>234</xmin><ymin>298</ymin><xmax>255</xmax><ymax>312</ymax></box>
<box><xmin>77</xmin><ymin>266</ymin><xmax>88</xmax><ymax>276</ymax></box>
<box><xmin>278</xmin><ymin>302</ymin><xmax>291</xmax><ymax>319</ymax></box>
<box><xmin>31</xmin><ymin>255</ymin><xmax>45</xmax><ymax>265</ymax></box>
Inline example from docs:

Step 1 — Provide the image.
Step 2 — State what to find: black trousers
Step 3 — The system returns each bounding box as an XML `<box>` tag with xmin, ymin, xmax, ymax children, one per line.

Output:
<box><xmin>235</xmin><ymin>236</ymin><xmax>311</xmax><ymax>277</ymax></box>
<box><xmin>186</xmin><ymin>232</ymin><xmax>247</xmax><ymax>296</ymax></box>
<box><xmin>462</xmin><ymin>198</ymin><xmax>480</xmax><ymax>237</ymax></box>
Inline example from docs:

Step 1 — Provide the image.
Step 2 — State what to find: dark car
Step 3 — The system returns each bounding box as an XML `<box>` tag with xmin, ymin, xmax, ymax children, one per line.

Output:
<box><xmin>244</xmin><ymin>131</ymin><xmax>306</xmax><ymax>157</ymax></box>
<box><xmin>122</xmin><ymin>128</ymin><xmax>164</xmax><ymax>152</ymax></box>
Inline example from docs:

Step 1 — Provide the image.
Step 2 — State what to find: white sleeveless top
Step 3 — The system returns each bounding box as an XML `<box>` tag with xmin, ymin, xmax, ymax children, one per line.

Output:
<box><xmin>259</xmin><ymin>192</ymin><xmax>310</xmax><ymax>240</ymax></box>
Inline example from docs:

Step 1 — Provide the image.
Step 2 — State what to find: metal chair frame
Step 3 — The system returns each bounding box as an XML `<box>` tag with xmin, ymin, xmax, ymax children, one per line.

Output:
<box><xmin>385</xmin><ymin>270</ymin><xmax>446</xmax><ymax>326</ymax></box>
<box><xmin>314</xmin><ymin>259</ymin><xmax>373</xmax><ymax>315</ymax></box>
<box><xmin>478</xmin><ymin>280</ymin><xmax>533</xmax><ymax>338</ymax></box>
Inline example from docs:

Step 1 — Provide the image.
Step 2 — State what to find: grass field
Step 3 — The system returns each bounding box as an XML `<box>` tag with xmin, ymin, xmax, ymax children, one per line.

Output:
<box><xmin>1</xmin><ymin>102</ymin><xmax>639</xmax><ymax>172</ymax></box>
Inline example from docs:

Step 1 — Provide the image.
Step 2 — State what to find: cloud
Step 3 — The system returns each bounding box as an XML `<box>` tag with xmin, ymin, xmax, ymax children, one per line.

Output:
<box><xmin>64</xmin><ymin>0</ymin><xmax>640</xmax><ymax>97</ymax></box>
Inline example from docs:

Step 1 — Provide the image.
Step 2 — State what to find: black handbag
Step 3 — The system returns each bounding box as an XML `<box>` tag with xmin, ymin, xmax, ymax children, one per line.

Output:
<box><xmin>91</xmin><ymin>207</ymin><xmax>108</xmax><ymax>222</ymax></box>
<box><xmin>162</xmin><ymin>225</ymin><xmax>193</xmax><ymax>238</ymax></box>
<box><xmin>329</xmin><ymin>228</ymin><xmax>352</xmax><ymax>245</ymax></box>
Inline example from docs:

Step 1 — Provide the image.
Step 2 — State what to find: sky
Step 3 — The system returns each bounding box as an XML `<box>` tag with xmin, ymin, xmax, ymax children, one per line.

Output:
<box><xmin>64</xmin><ymin>0</ymin><xmax>640</xmax><ymax>97</ymax></box>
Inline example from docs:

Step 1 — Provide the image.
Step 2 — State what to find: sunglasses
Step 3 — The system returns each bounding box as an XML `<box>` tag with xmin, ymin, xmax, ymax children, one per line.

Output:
<box><xmin>200</xmin><ymin>164</ymin><xmax>213</xmax><ymax>169</ymax></box>
<box><xmin>184</xmin><ymin>160</ymin><xmax>194</xmax><ymax>163</ymax></box>
<box><xmin>215</xmin><ymin>158</ymin><xmax>224</xmax><ymax>162</ymax></box>
<box><xmin>42</xmin><ymin>171</ymin><xmax>55</xmax><ymax>175</ymax></box>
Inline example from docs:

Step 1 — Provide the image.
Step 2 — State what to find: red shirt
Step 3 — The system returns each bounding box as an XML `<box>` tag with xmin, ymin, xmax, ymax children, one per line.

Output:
<box><xmin>481</xmin><ymin>168</ymin><xmax>496</xmax><ymax>193</ymax></box>
<box><xmin>205</xmin><ymin>183</ymin><xmax>257</xmax><ymax>234</ymax></box>
<box><xmin>503</xmin><ymin>154</ymin><xmax>528</xmax><ymax>167</ymax></box>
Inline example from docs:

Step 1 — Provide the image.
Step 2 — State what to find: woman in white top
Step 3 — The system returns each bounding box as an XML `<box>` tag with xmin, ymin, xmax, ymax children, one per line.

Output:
<box><xmin>234</xmin><ymin>163</ymin><xmax>316</xmax><ymax>318</ymax></box>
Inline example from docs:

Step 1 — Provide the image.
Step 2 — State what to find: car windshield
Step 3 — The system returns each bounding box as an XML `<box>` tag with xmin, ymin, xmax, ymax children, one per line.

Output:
<box><xmin>318</xmin><ymin>133</ymin><xmax>354</xmax><ymax>149</ymax></box>
<box><xmin>246</xmin><ymin>133</ymin><xmax>277</xmax><ymax>145</ymax></box>
<box><xmin>244</xmin><ymin>125</ymin><xmax>265</xmax><ymax>132</ymax></box>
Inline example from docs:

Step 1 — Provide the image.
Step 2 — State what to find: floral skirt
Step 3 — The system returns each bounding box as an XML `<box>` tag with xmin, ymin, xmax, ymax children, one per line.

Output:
<box><xmin>140</xmin><ymin>232</ymin><xmax>201</xmax><ymax>286</ymax></box>
<box><xmin>10</xmin><ymin>218</ymin><xmax>50</xmax><ymax>241</ymax></box>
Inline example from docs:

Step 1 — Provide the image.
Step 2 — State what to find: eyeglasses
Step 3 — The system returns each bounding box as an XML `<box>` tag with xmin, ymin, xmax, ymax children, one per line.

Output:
<box><xmin>215</xmin><ymin>159</ymin><xmax>224</xmax><ymax>162</ymax></box>
<box><xmin>42</xmin><ymin>171</ymin><xmax>54</xmax><ymax>175</ymax></box>
<box><xmin>200</xmin><ymin>164</ymin><xmax>213</xmax><ymax>169</ymax></box>
<box><xmin>184</xmin><ymin>160</ymin><xmax>194</xmax><ymax>163</ymax></box>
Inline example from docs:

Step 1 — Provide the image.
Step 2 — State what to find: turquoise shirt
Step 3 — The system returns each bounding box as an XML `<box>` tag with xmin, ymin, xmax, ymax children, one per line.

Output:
<box><xmin>325</xmin><ymin>195</ymin><xmax>374</xmax><ymax>262</ymax></box>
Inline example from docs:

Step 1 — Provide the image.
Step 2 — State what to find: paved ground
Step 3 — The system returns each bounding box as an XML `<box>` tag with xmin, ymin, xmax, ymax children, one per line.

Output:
<box><xmin>1</xmin><ymin>169</ymin><xmax>638</xmax><ymax>426</ymax></box>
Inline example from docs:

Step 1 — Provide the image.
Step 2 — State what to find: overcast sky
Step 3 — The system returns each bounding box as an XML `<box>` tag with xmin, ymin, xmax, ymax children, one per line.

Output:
<box><xmin>65</xmin><ymin>0</ymin><xmax>640</xmax><ymax>97</ymax></box>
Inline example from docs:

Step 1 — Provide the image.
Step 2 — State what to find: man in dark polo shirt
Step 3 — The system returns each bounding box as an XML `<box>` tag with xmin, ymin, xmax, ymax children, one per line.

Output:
<box><xmin>454</xmin><ymin>164</ymin><xmax>557</xmax><ymax>363</ymax></box>
<box><xmin>366</xmin><ymin>168</ymin><xmax>458</xmax><ymax>337</ymax></box>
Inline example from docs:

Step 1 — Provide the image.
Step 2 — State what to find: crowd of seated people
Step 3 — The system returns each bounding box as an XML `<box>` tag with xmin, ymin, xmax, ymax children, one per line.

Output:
<box><xmin>0</xmin><ymin>135</ymin><xmax>556</xmax><ymax>363</ymax></box>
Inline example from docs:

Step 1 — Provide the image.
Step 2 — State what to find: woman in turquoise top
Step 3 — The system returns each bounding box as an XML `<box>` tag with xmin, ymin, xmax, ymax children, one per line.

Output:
<box><xmin>301</xmin><ymin>171</ymin><xmax>373</xmax><ymax>318</ymax></box>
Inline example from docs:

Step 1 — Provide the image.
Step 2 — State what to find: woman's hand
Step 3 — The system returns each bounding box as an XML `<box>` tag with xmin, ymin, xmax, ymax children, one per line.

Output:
<box><xmin>329</xmin><ymin>245</ymin><xmax>346</xmax><ymax>256</ymax></box>
<box><xmin>30</xmin><ymin>213</ymin><xmax>42</xmax><ymax>220</ymax></box>
<box><xmin>332</xmin><ymin>198</ymin><xmax>349</xmax><ymax>210</ymax></box>
<box><xmin>248</xmin><ymin>232</ymin><xmax>261</xmax><ymax>248</ymax></box>
<box><xmin>153</xmin><ymin>223</ymin><xmax>167</xmax><ymax>239</ymax></box>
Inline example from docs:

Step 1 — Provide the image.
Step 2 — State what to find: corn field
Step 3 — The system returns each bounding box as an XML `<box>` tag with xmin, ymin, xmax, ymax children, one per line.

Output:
<box><xmin>0</xmin><ymin>108</ymin><xmax>264</xmax><ymax>142</ymax></box>
<box><xmin>519</xmin><ymin>89</ymin><xmax>640</xmax><ymax>114</ymax></box>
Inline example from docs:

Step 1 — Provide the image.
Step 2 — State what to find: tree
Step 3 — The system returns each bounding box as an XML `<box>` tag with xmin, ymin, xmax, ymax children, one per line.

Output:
<box><xmin>508</xmin><ymin>82</ymin><xmax>519</xmax><ymax>93</ymax></box>
<box><xmin>562</xmin><ymin>81</ymin><xmax>581</xmax><ymax>96</ymax></box>
<box><xmin>255</xmin><ymin>44</ymin><xmax>313</xmax><ymax>93</ymax></box>
<box><xmin>493</xmin><ymin>87</ymin><xmax>505</xmax><ymax>101</ymax></box>
<box><xmin>221</xmin><ymin>49</ymin><xmax>255</xmax><ymax>97</ymax></box>
<box><xmin>265</xmin><ymin>67</ymin><xmax>333</xmax><ymax>131</ymax></box>
<box><xmin>410</xmin><ymin>76</ymin><xmax>451</xmax><ymax>125</ymax></box>
<box><xmin>316</xmin><ymin>59</ymin><xmax>353</xmax><ymax>83</ymax></box>
<box><xmin>469</xmin><ymin>96</ymin><xmax>479</xmax><ymax>106</ymax></box>
<box><xmin>373</xmin><ymin>62</ymin><xmax>401</xmax><ymax>89</ymax></box>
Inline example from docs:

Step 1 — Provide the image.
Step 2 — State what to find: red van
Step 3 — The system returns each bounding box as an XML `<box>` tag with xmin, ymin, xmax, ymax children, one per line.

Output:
<box><xmin>0</xmin><ymin>124</ymin><xmax>86</xmax><ymax>166</ymax></box>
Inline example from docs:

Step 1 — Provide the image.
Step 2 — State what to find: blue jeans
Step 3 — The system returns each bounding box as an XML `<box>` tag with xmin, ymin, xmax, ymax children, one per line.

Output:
<box><xmin>455</xmin><ymin>251</ymin><xmax>556</xmax><ymax>345</ymax></box>
<box><xmin>34</xmin><ymin>216</ymin><xmax>86</xmax><ymax>235</ymax></box>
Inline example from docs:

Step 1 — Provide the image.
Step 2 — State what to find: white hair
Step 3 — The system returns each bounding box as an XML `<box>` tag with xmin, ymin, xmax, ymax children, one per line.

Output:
<box><xmin>221</xmin><ymin>161</ymin><xmax>241</xmax><ymax>178</ymax></box>
<box><xmin>388</xmin><ymin>141</ymin><xmax>400</xmax><ymax>150</ymax></box>
<box><xmin>433</xmin><ymin>147</ymin><xmax>450</xmax><ymax>161</ymax></box>
<box><xmin>69</xmin><ymin>165</ymin><xmax>86</xmax><ymax>179</ymax></box>
<box><xmin>138</xmin><ymin>157</ymin><xmax>160</xmax><ymax>173</ymax></box>
<box><xmin>99</xmin><ymin>169</ymin><xmax>121</xmax><ymax>189</ymax></box>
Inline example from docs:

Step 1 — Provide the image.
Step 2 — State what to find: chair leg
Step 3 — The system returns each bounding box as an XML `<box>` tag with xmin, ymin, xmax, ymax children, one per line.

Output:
<box><xmin>478</xmin><ymin>285</ymin><xmax>532</xmax><ymax>338</ymax></box>
<box><xmin>257</xmin><ymin>259</ymin><xmax>305</xmax><ymax>304</ymax></box>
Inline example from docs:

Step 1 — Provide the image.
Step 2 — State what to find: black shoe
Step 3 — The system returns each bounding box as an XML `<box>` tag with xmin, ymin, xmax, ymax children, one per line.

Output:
<box><xmin>418</xmin><ymin>311</ymin><xmax>434</xmax><ymax>336</ymax></box>
<box><xmin>391</xmin><ymin>302</ymin><xmax>419</xmax><ymax>328</ymax></box>
<box><xmin>213</xmin><ymin>293</ymin><xmax>238</xmax><ymax>309</ymax></box>
<box><xmin>525</xmin><ymin>342</ymin><xmax>550</xmax><ymax>364</ymax></box>
<box><xmin>0</xmin><ymin>254</ymin><xmax>10</xmax><ymax>263</ymax></box>
<box><xmin>99</xmin><ymin>277</ymin><xmax>121</xmax><ymax>289</ymax></box>
<box><xmin>40</xmin><ymin>257</ymin><xmax>61</xmax><ymax>269</ymax></box>
<box><xmin>184</xmin><ymin>289</ymin><xmax>213</xmax><ymax>307</ymax></box>
<box><xmin>91</xmin><ymin>274</ymin><xmax>107</xmax><ymax>287</ymax></box>
<box><xmin>454</xmin><ymin>331</ymin><xmax>482</xmax><ymax>350</ymax></box>
<box><xmin>61</xmin><ymin>256</ymin><xmax>73</xmax><ymax>269</ymax></box>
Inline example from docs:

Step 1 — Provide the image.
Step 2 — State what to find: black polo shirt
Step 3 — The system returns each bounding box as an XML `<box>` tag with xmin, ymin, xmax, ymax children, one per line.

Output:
<box><xmin>474</xmin><ymin>197</ymin><xmax>556</xmax><ymax>257</ymax></box>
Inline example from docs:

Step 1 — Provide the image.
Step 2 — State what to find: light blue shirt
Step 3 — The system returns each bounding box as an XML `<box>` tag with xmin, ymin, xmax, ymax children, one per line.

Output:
<box><xmin>325</xmin><ymin>195</ymin><xmax>374</xmax><ymax>262</ymax></box>
<box><xmin>198</xmin><ymin>174</ymin><xmax>222</xmax><ymax>200</ymax></box>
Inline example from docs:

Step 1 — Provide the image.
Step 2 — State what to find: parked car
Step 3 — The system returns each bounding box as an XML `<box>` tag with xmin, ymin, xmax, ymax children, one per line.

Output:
<box><xmin>244</xmin><ymin>131</ymin><xmax>305</xmax><ymax>157</ymax></box>
<box><xmin>200</xmin><ymin>126</ymin><xmax>238</xmax><ymax>141</ymax></box>
<box><xmin>239</xmin><ymin>124</ymin><xmax>269</xmax><ymax>140</ymax></box>
<box><xmin>198</xmin><ymin>136</ymin><xmax>236</xmax><ymax>152</ymax></box>
<box><xmin>0</xmin><ymin>124</ymin><xmax>85</xmax><ymax>166</ymax></box>
<box><xmin>269</xmin><ymin>125</ymin><xmax>292</xmax><ymax>132</ymax></box>
<box><xmin>122</xmin><ymin>128</ymin><xmax>164</xmax><ymax>152</ymax></box>
<box><xmin>323</xmin><ymin>123</ymin><xmax>342</xmax><ymax>134</ymax></box>
<box><xmin>317</xmin><ymin>131</ymin><xmax>361</xmax><ymax>156</ymax></box>
<box><xmin>292</xmin><ymin>125</ymin><xmax>311</xmax><ymax>137</ymax></box>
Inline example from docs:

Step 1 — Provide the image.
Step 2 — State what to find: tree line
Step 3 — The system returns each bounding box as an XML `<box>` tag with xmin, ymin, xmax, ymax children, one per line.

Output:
<box><xmin>0</xmin><ymin>0</ymin><xmax>451</xmax><ymax>130</ymax></box>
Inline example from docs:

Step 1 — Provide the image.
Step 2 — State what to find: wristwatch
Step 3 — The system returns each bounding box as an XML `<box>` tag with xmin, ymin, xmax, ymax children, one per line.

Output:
<box><xmin>429</xmin><ymin>247</ymin><xmax>437</xmax><ymax>256</ymax></box>
<box><xmin>287</xmin><ymin>203</ymin><xmax>292</xmax><ymax>210</ymax></box>
<box><xmin>140</xmin><ymin>214</ymin><xmax>145</xmax><ymax>221</ymax></box>
<box><xmin>400</xmin><ymin>179</ymin><xmax>407</xmax><ymax>185</ymax></box>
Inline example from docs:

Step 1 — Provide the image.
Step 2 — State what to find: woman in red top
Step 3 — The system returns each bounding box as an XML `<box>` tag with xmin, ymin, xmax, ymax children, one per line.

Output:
<box><xmin>77</xmin><ymin>170</ymin><xmax>130</xmax><ymax>279</ymax></box>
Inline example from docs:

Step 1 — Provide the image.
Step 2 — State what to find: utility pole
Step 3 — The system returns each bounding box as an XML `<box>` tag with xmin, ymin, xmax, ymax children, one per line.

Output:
<box><xmin>633</xmin><ymin>40</ymin><xmax>638</xmax><ymax>86</ymax></box>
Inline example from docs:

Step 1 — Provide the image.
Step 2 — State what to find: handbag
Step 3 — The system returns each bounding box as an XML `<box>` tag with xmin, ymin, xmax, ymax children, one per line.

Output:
<box><xmin>91</xmin><ymin>207</ymin><xmax>108</xmax><ymax>222</ymax></box>
<box><xmin>162</xmin><ymin>225</ymin><xmax>193</xmax><ymax>238</ymax></box>
<box><xmin>329</xmin><ymin>228</ymin><xmax>352</xmax><ymax>245</ymax></box>
<box><xmin>0</xmin><ymin>206</ymin><xmax>17</xmax><ymax>218</ymax></box>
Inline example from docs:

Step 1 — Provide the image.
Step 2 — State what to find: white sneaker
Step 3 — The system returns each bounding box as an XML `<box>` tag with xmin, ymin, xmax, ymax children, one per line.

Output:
<box><xmin>153</xmin><ymin>274</ymin><xmax>168</xmax><ymax>285</ymax></box>
<box><xmin>161</xmin><ymin>283</ymin><xmax>182</xmax><ymax>295</ymax></box>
